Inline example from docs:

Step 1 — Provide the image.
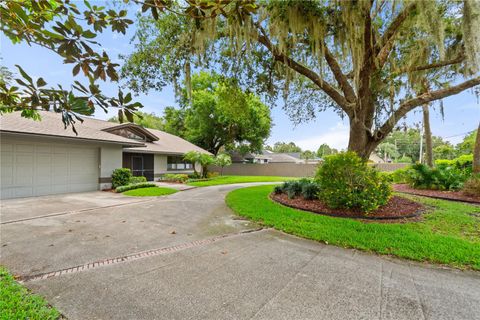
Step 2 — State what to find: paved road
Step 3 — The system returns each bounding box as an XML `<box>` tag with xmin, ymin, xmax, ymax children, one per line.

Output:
<box><xmin>1</xmin><ymin>184</ymin><xmax>479</xmax><ymax>320</ymax></box>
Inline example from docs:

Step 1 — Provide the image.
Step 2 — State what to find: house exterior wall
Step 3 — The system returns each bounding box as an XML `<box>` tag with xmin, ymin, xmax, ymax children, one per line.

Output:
<box><xmin>99</xmin><ymin>145</ymin><xmax>123</xmax><ymax>189</ymax></box>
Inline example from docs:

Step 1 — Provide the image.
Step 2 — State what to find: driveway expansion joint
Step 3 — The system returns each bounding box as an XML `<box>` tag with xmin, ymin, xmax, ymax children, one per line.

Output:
<box><xmin>17</xmin><ymin>227</ymin><xmax>267</xmax><ymax>283</ymax></box>
<box><xmin>0</xmin><ymin>199</ymin><xmax>155</xmax><ymax>225</ymax></box>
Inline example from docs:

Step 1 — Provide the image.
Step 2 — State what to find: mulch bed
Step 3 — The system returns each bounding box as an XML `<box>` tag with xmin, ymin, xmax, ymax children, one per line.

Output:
<box><xmin>393</xmin><ymin>184</ymin><xmax>480</xmax><ymax>205</ymax></box>
<box><xmin>270</xmin><ymin>193</ymin><xmax>425</xmax><ymax>221</ymax></box>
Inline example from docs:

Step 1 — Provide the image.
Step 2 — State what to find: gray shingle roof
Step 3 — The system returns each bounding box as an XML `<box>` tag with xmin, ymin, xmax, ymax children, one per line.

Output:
<box><xmin>124</xmin><ymin>128</ymin><xmax>210</xmax><ymax>155</ymax></box>
<box><xmin>0</xmin><ymin>111</ymin><xmax>209</xmax><ymax>155</ymax></box>
<box><xmin>0</xmin><ymin>111</ymin><xmax>144</xmax><ymax>146</ymax></box>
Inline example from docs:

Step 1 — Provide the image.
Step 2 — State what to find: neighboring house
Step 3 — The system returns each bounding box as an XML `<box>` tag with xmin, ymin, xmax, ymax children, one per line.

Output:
<box><xmin>230</xmin><ymin>150</ymin><xmax>323</xmax><ymax>164</ymax></box>
<box><xmin>285</xmin><ymin>152</ymin><xmax>323</xmax><ymax>164</ymax></box>
<box><xmin>0</xmin><ymin>111</ymin><xmax>209</xmax><ymax>199</ymax></box>
<box><xmin>229</xmin><ymin>151</ymin><xmax>271</xmax><ymax>164</ymax></box>
<box><xmin>369</xmin><ymin>152</ymin><xmax>386</xmax><ymax>164</ymax></box>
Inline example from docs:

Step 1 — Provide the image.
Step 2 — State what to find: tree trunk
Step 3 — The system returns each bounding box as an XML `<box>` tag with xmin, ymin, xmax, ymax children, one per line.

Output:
<box><xmin>202</xmin><ymin>165</ymin><xmax>209</xmax><ymax>178</ymax></box>
<box><xmin>347</xmin><ymin>118</ymin><xmax>378</xmax><ymax>160</ymax></box>
<box><xmin>473</xmin><ymin>122</ymin><xmax>480</xmax><ymax>174</ymax></box>
<box><xmin>422</xmin><ymin>104</ymin><xmax>434</xmax><ymax>167</ymax></box>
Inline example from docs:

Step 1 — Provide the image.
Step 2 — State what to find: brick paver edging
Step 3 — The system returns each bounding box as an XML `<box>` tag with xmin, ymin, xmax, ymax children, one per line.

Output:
<box><xmin>18</xmin><ymin>228</ymin><xmax>266</xmax><ymax>283</ymax></box>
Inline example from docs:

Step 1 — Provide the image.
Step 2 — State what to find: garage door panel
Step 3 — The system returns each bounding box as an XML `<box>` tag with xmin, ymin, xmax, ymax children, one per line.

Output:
<box><xmin>69</xmin><ymin>183</ymin><xmax>98</xmax><ymax>193</ymax></box>
<box><xmin>36</xmin><ymin>144</ymin><xmax>54</xmax><ymax>153</ymax></box>
<box><xmin>1</xmin><ymin>143</ymin><xmax>14</xmax><ymax>152</ymax></box>
<box><xmin>1</xmin><ymin>153</ymin><xmax>14</xmax><ymax>186</ymax></box>
<box><xmin>13</xmin><ymin>186</ymin><xmax>34</xmax><ymax>198</ymax></box>
<box><xmin>36</xmin><ymin>154</ymin><xmax>53</xmax><ymax>183</ymax></box>
<box><xmin>15</xmin><ymin>144</ymin><xmax>34</xmax><ymax>153</ymax></box>
<box><xmin>1</xmin><ymin>140</ymin><xmax>99</xmax><ymax>199</ymax></box>
<box><xmin>0</xmin><ymin>188</ymin><xmax>13</xmax><ymax>199</ymax></box>
<box><xmin>53</xmin><ymin>184</ymin><xmax>69</xmax><ymax>194</ymax></box>
<box><xmin>15</xmin><ymin>153</ymin><xmax>34</xmax><ymax>185</ymax></box>
<box><xmin>34</xmin><ymin>185</ymin><xmax>53</xmax><ymax>196</ymax></box>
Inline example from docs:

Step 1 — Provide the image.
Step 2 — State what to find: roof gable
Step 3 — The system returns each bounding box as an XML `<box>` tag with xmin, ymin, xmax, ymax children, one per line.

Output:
<box><xmin>102</xmin><ymin>123</ymin><xmax>159</xmax><ymax>142</ymax></box>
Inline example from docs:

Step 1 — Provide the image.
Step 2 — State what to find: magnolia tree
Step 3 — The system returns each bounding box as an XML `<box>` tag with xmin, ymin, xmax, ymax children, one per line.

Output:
<box><xmin>122</xmin><ymin>0</ymin><xmax>480</xmax><ymax>159</ymax></box>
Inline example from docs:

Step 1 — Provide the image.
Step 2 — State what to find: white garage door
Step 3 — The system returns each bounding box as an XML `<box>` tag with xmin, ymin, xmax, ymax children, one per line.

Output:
<box><xmin>1</xmin><ymin>139</ymin><xmax>99</xmax><ymax>199</ymax></box>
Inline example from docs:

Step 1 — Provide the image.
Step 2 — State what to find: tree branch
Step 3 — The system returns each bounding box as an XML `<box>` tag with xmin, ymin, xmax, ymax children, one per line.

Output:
<box><xmin>323</xmin><ymin>44</ymin><xmax>357</xmax><ymax>103</ymax></box>
<box><xmin>253</xmin><ymin>23</ymin><xmax>352</xmax><ymax>114</ymax></box>
<box><xmin>376</xmin><ymin>2</ymin><xmax>416</xmax><ymax>67</ymax></box>
<box><xmin>395</xmin><ymin>53</ymin><xmax>465</xmax><ymax>73</ymax></box>
<box><xmin>376</xmin><ymin>76</ymin><xmax>480</xmax><ymax>139</ymax></box>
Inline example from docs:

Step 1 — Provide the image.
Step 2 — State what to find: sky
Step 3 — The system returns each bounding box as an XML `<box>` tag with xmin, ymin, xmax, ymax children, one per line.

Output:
<box><xmin>1</xmin><ymin>5</ymin><xmax>479</xmax><ymax>151</ymax></box>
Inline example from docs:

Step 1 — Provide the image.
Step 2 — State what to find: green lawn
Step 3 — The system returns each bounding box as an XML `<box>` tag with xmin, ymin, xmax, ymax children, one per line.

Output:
<box><xmin>187</xmin><ymin>175</ymin><xmax>296</xmax><ymax>187</ymax></box>
<box><xmin>226</xmin><ymin>185</ymin><xmax>480</xmax><ymax>270</ymax></box>
<box><xmin>123</xmin><ymin>187</ymin><xmax>178</xmax><ymax>197</ymax></box>
<box><xmin>0</xmin><ymin>266</ymin><xmax>60</xmax><ymax>319</ymax></box>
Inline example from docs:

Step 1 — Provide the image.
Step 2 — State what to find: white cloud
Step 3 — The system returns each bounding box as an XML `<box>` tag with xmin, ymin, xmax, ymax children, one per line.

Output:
<box><xmin>295</xmin><ymin>122</ymin><xmax>349</xmax><ymax>151</ymax></box>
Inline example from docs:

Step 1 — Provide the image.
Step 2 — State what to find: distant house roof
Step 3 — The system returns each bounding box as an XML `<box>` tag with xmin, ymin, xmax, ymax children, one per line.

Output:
<box><xmin>0</xmin><ymin>111</ymin><xmax>209</xmax><ymax>155</ymax></box>
<box><xmin>264</xmin><ymin>152</ymin><xmax>299</xmax><ymax>163</ymax></box>
<box><xmin>286</xmin><ymin>152</ymin><xmax>322</xmax><ymax>162</ymax></box>
<box><xmin>369</xmin><ymin>152</ymin><xmax>385</xmax><ymax>163</ymax></box>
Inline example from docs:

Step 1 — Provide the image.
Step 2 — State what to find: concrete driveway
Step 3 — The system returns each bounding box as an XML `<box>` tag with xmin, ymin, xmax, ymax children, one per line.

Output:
<box><xmin>1</xmin><ymin>185</ymin><xmax>479</xmax><ymax>320</ymax></box>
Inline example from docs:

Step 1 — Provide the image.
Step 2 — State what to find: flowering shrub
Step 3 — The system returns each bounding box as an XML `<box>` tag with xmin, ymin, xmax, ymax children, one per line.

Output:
<box><xmin>315</xmin><ymin>152</ymin><xmax>391</xmax><ymax>212</ymax></box>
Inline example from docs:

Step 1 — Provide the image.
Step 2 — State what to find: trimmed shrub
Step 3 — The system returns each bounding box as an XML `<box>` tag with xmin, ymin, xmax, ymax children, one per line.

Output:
<box><xmin>130</xmin><ymin>176</ymin><xmax>147</xmax><ymax>184</ymax></box>
<box><xmin>112</xmin><ymin>168</ymin><xmax>132</xmax><ymax>189</ymax></box>
<box><xmin>301</xmin><ymin>182</ymin><xmax>320</xmax><ymax>200</ymax></box>
<box><xmin>162</xmin><ymin>173</ymin><xmax>189</xmax><ymax>183</ymax></box>
<box><xmin>462</xmin><ymin>175</ymin><xmax>480</xmax><ymax>196</ymax></box>
<box><xmin>315</xmin><ymin>152</ymin><xmax>391</xmax><ymax>212</ymax></box>
<box><xmin>116</xmin><ymin>182</ymin><xmax>156</xmax><ymax>193</ymax></box>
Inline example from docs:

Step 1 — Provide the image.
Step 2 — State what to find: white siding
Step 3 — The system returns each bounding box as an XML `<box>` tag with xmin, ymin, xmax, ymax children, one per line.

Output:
<box><xmin>99</xmin><ymin>145</ymin><xmax>123</xmax><ymax>189</ymax></box>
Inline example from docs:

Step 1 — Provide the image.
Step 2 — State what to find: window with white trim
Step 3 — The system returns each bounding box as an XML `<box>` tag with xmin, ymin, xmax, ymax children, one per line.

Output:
<box><xmin>167</xmin><ymin>156</ymin><xmax>193</xmax><ymax>170</ymax></box>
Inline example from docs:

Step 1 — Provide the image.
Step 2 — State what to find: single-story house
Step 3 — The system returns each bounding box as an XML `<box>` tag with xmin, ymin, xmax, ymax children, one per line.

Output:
<box><xmin>229</xmin><ymin>151</ymin><xmax>272</xmax><ymax>164</ymax></box>
<box><xmin>369</xmin><ymin>152</ymin><xmax>386</xmax><ymax>164</ymax></box>
<box><xmin>230</xmin><ymin>150</ymin><xmax>322</xmax><ymax>164</ymax></box>
<box><xmin>0</xmin><ymin>111</ymin><xmax>209</xmax><ymax>199</ymax></box>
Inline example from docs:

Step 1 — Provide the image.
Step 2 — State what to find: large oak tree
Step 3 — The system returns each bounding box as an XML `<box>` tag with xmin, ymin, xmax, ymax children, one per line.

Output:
<box><xmin>122</xmin><ymin>0</ymin><xmax>480</xmax><ymax>159</ymax></box>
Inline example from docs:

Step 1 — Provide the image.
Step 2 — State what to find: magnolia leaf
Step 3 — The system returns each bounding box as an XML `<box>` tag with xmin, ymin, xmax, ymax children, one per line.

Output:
<box><xmin>36</xmin><ymin>77</ymin><xmax>47</xmax><ymax>87</ymax></box>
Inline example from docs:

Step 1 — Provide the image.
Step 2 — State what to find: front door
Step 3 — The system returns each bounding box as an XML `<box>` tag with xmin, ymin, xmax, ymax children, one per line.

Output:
<box><xmin>123</xmin><ymin>153</ymin><xmax>154</xmax><ymax>181</ymax></box>
<box><xmin>132</xmin><ymin>156</ymin><xmax>143</xmax><ymax>177</ymax></box>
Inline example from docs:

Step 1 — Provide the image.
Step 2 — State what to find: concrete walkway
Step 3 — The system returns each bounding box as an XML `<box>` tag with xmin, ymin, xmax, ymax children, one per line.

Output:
<box><xmin>0</xmin><ymin>184</ymin><xmax>479</xmax><ymax>319</ymax></box>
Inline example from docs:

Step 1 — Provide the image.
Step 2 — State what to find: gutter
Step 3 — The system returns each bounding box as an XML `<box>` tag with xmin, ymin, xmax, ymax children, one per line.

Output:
<box><xmin>0</xmin><ymin>130</ymin><xmax>146</xmax><ymax>148</ymax></box>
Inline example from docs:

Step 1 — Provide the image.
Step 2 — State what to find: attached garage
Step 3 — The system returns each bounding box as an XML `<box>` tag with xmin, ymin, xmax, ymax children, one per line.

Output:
<box><xmin>1</xmin><ymin>111</ymin><xmax>209</xmax><ymax>199</ymax></box>
<box><xmin>1</xmin><ymin>137</ymin><xmax>100</xmax><ymax>199</ymax></box>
